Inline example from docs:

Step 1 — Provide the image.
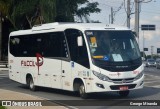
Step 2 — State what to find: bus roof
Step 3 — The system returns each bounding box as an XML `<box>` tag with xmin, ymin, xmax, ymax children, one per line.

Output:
<box><xmin>10</xmin><ymin>22</ymin><xmax>130</xmax><ymax>36</ymax></box>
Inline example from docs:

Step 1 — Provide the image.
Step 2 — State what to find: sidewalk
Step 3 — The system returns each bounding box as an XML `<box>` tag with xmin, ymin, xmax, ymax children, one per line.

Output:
<box><xmin>0</xmin><ymin>89</ymin><xmax>67</xmax><ymax>109</ymax></box>
<box><xmin>0</xmin><ymin>68</ymin><xmax>68</xmax><ymax>109</ymax></box>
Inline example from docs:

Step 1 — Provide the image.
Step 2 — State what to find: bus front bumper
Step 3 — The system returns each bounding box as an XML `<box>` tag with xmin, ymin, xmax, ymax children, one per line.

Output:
<box><xmin>86</xmin><ymin>75</ymin><xmax>144</xmax><ymax>93</ymax></box>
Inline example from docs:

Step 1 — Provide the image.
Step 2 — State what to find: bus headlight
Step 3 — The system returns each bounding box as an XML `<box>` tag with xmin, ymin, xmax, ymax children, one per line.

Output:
<box><xmin>134</xmin><ymin>71</ymin><xmax>144</xmax><ymax>81</ymax></box>
<box><xmin>93</xmin><ymin>71</ymin><xmax>110</xmax><ymax>81</ymax></box>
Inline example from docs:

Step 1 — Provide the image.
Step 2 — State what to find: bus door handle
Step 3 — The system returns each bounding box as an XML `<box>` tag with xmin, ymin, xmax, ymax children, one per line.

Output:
<box><xmin>53</xmin><ymin>75</ymin><xmax>57</xmax><ymax>77</ymax></box>
<box><xmin>62</xmin><ymin>76</ymin><xmax>65</xmax><ymax>77</ymax></box>
<box><xmin>62</xmin><ymin>70</ymin><xmax>65</xmax><ymax>73</ymax></box>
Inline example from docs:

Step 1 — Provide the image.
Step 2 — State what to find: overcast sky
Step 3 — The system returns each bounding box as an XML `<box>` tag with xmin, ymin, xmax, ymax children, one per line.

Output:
<box><xmin>88</xmin><ymin>0</ymin><xmax>160</xmax><ymax>55</ymax></box>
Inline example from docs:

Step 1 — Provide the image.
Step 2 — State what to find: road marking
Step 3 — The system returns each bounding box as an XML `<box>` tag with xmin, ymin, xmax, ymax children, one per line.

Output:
<box><xmin>144</xmin><ymin>74</ymin><xmax>160</xmax><ymax>88</ymax></box>
<box><xmin>144</xmin><ymin>85</ymin><xmax>160</xmax><ymax>88</ymax></box>
<box><xmin>144</xmin><ymin>74</ymin><xmax>160</xmax><ymax>78</ymax></box>
<box><xmin>144</xmin><ymin>78</ymin><xmax>159</xmax><ymax>81</ymax></box>
<box><xmin>151</xmin><ymin>85</ymin><xmax>160</xmax><ymax>88</ymax></box>
<box><xmin>0</xmin><ymin>75</ymin><xmax>8</xmax><ymax>77</ymax></box>
<box><xmin>144</xmin><ymin>81</ymin><xmax>160</xmax><ymax>84</ymax></box>
<box><xmin>0</xmin><ymin>73</ymin><xmax>8</xmax><ymax>75</ymax></box>
<box><xmin>0</xmin><ymin>74</ymin><xmax>8</xmax><ymax>76</ymax></box>
<box><xmin>0</xmin><ymin>69</ymin><xmax>9</xmax><ymax>71</ymax></box>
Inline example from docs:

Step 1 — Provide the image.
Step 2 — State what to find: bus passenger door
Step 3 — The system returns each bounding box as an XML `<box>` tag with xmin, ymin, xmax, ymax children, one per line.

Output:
<box><xmin>64</xmin><ymin>29</ymin><xmax>90</xmax><ymax>91</ymax></box>
<box><xmin>61</xmin><ymin>61</ymin><xmax>72</xmax><ymax>90</ymax></box>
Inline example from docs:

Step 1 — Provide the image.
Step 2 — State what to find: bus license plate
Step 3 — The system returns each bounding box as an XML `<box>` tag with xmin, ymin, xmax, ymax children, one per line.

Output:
<box><xmin>119</xmin><ymin>86</ymin><xmax>128</xmax><ymax>91</ymax></box>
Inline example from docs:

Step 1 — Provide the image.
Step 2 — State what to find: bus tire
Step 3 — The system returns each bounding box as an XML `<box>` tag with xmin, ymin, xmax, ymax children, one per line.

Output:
<box><xmin>119</xmin><ymin>90</ymin><xmax>129</xmax><ymax>97</ymax></box>
<box><xmin>79</xmin><ymin>83</ymin><xmax>88</xmax><ymax>99</ymax></box>
<box><xmin>28</xmin><ymin>77</ymin><xmax>36</xmax><ymax>91</ymax></box>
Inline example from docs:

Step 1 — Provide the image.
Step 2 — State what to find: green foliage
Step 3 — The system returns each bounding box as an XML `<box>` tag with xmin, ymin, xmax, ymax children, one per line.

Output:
<box><xmin>40</xmin><ymin>0</ymin><xmax>56</xmax><ymax>23</ymax></box>
<box><xmin>0</xmin><ymin>0</ymin><xmax>100</xmax><ymax>30</ymax></box>
<box><xmin>0</xmin><ymin>0</ymin><xmax>56</xmax><ymax>29</ymax></box>
<box><xmin>0</xmin><ymin>0</ymin><xmax>13</xmax><ymax>16</ymax></box>
<box><xmin>56</xmin><ymin>0</ymin><xmax>101</xmax><ymax>22</ymax></box>
<box><xmin>9</xmin><ymin>0</ymin><xmax>56</xmax><ymax>29</ymax></box>
<box><xmin>0</xmin><ymin>105</ymin><xmax>6</xmax><ymax>109</ymax></box>
<box><xmin>76</xmin><ymin>2</ymin><xmax>101</xmax><ymax>17</ymax></box>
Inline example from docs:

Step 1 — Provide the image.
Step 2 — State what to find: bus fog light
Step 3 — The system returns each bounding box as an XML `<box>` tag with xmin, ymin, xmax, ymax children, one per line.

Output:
<box><xmin>140</xmin><ymin>81</ymin><xmax>143</xmax><ymax>86</ymax></box>
<box><xmin>96</xmin><ymin>83</ymin><xmax>105</xmax><ymax>89</ymax></box>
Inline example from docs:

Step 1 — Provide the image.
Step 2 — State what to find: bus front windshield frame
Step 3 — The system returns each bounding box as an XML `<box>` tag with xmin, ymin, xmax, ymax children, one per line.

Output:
<box><xmin>85</xmin><ymin>30</ymin><xmax>142</xmax><ymax>71</ymax></box>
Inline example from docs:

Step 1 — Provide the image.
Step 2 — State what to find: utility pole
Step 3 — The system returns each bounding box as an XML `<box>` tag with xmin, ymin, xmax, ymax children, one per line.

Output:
<box><xmin>127</xmin><ymin>0</ymin><xmax>131</xmax><ymax>28</ymax></box>
<box><xmin>151</xmin><ymin>46</ymin><xmax>154</xmax><ymax>59</ymax></box>
<box><xmin>111</xmin><ymin>7</ymin><xmax>114</xmax><ymax>24</ymax></box>
<box><xmin>109</xmin><ymin>14</ymin><xmax>111</xmax><ymax>24</ymax></box>
<box><xmin>0</xmin><ymin>12</ymin><xmax>2</xmax><ymax>61</ymax></box>
<box><xmin>135</xmin><ymin>0</ymin><xmax>140</xmax><ymax>44</ymax></box>
<box><xmin>143</xmin><ymin>31</ymin><xmax>145</xmax><ymax>60</ymax></box>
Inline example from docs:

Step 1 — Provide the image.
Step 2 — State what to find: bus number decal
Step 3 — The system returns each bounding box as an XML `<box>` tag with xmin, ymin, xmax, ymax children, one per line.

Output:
<box><xmin>86</xmin><ymin>32</ymin><xmax>93</xmax><ymax>35</ymax></box>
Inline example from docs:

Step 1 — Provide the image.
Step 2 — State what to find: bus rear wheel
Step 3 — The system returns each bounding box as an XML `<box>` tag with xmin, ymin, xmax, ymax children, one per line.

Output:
<box><xmin>27</xmin><ymin>77</ymin><xmax>36</xmax><ymax>91</ymax></box>
<box><xmin>119</xmin><ymin>90</ymin><xmax>129</xmax><ymax>97</ymax></box>
<box><xmin>79</xmin><ymin>83</ymin><xmax>88</xmax><ymax>99</ymax></box>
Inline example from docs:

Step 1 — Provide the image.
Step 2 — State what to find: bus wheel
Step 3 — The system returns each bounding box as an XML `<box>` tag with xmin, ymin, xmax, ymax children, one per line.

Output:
<box><xmin>119</xmin><ymin>90</ymin><xmax>129</xmax><ymax>97</ymax></box>
<box><xmin>79</xmin><ymin>83</ymin><xmax>88</xmax><ymax>99</ymax></box>
<box><xmin>28</xmin><ymin>77</ymin><xmax>36</xmax><ymax>91</ymax></box>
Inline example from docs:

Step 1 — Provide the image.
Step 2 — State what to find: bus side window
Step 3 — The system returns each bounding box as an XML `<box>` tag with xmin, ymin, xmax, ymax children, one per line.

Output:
<box><xmin>9</xmin><ymin>32</ymin><xmax>68</xmax><ymax>58</ymax></box>
<box><xmin>65</xmin><ymin>29</ymin><xmax>90</xmax><ymax>68</ymax></box>
<box><xmin>38</xmin><ymin>32</ymin><xmax>67</xmax><ymax>58</ymax></box>
<box><xmin>10</xmin><ymin>37</ymin><xmax>21</xmax><ymax>56</ymax></box>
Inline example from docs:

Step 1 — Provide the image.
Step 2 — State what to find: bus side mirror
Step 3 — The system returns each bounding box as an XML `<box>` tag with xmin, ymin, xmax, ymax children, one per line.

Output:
<box><xmin>77</xmin><ymin>36</ymin><xmax>83</xmax><ymax>46</ymax></box>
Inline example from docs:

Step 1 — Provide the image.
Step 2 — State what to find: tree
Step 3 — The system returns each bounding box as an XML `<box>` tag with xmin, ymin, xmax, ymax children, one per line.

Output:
<box><xmin>0</xmin><ymin>0</ymin><xmax>101</xmax><ymax>60</ymax></box>
<box><xmin>56</xmin><ymin>0</ymin><xmax>101</xmax><ymax>22</ymax></box>
<box><xmin>0</xmin><ymin>0</ymin><xmax>17</xmax><ymax>29</ymax></box>
<box><xmin>9</xmin><ymin>0</ymin><xmax>56</xmax><ymax>29</ymax></box>
<box><xmin>76</xmin><ymin>2</ymin><xmax>101</xmax><ymax>22</ymax></box>
<box><xmin>0</xmin><ymin>0</ymin><xmax>56</xmax><ymax>29</ymax></box>
<box><xmin>0</xmin><ymin>13</ymin><xmax>2</xmax><ymax>60</ymax></box>
<box><xmin>1</xmin><ymin>0</ymin><xmax>100</xmax><ymax>29</ymax></box>
<box><xmin>0</xmin><ymin>0</ymin><xmax>14</xmax><ymax>60</ymax></box>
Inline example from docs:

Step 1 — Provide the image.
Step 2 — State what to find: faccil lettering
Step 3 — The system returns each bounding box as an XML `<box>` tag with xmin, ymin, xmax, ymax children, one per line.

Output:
<box><xmin>21</xmin><ymin>60</ymin><xmax>36</xmax><ymax>67</ymax></box>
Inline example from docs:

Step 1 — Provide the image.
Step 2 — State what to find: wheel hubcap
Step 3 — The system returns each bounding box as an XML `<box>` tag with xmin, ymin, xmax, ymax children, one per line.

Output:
<box><xmin>30</xmin><ymin>80</ymin><xmax>33</xmax><ymax>89</ymax></box>
<box><xmin>80</xmin><ymin>85</ymin><xmax>84</xmax><ymax>95</ymax></box>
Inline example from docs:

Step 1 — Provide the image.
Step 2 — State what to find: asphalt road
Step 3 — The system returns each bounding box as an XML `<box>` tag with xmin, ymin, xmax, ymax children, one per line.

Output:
<box><xmin>0</xmin><ymin>67</ymin><xmax>160</xmax><ymax>109</ymax></box>
<box><xmin>144</xmin><ymin>66</ymin><xmax>160</xmax><ymax>77</ymax></box>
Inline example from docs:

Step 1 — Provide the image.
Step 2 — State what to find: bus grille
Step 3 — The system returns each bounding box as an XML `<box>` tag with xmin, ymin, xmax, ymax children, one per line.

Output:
<box><xmin>110</xmin><ymin>78</ymin><xmax>135</xmax><ymax>84</ymax></box>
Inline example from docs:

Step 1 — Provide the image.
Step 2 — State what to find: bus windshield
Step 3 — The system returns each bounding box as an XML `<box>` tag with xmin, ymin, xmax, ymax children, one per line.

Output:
<box><xmin>85</xmin><ymin>30</ymin><xmax>142</xmax><ymax>72</ymax></box>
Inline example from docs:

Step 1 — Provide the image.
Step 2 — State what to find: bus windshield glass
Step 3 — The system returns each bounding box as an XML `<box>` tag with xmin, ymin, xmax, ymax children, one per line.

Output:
<box><xmin>85</xmin><ymin>30</ymin><xmax>141</xmax><ymax>72</ymax></box>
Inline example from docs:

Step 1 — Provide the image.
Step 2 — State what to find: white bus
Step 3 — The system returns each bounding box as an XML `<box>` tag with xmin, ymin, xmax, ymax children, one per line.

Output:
<box><xmin>9</xmin><ymin>22</ymin><xmax>144</xmax><ymax>98</ymax></box>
